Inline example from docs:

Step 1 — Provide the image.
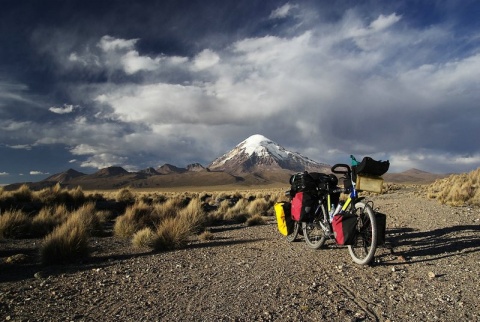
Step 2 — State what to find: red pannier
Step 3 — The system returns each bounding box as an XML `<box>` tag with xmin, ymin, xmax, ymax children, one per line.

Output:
<box><xmin>332</xmin><ymin>213</ymin><xmax>358</xmax><ymax>245</ymax></box>
<box><xmin>291</xmin><ymin>192</ymin><xmax>315</xmax><ymax>222</ymax></box>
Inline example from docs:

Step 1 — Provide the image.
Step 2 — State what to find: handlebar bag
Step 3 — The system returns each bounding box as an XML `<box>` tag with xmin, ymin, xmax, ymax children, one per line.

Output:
<box><xmin>291</xmin><ymin>192</ymin><xmax>314</xmax><ymax>222</ymax></box>
<box><xmin>355</xmin><ymin>157</ymin><xmax>390</xmax><ymax>177</ymax></box>
<box><xmin>274</xmin><ymin>202</ymin><xmax>294</xmax><ymax>236</ymax></box>
<box><xmin>332</xmin><ymin>212</ymin><xmax>358</xmax><ymax>245</ymax></box>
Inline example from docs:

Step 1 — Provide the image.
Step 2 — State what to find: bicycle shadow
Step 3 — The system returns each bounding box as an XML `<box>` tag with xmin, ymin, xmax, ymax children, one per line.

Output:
<box><xmin>381</xmin><ymin>224</ymin><xmax>480</xmax><ymax>264</ymax></box>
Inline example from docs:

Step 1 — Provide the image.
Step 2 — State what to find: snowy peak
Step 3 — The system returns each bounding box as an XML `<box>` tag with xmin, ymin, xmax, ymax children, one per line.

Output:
<box><xmin>208</xmin><ymin>134</ymin><xmax>329</xmax><ymax>174</ymax></box>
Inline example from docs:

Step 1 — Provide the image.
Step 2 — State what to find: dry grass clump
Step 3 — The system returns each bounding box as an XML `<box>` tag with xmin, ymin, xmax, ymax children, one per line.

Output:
<box><xmin>246</xmin><ymin>198</ymin><xmax>273</xmax><ymax>217</ymax></box>
<box><xmin>150</xmin><ymin>216</ymin><xmax>193</xmax><ymax>251</ymax></box>
<box><xmin>132</xmin><ymin>227</ymin><xmax>155</xmax><ymax>248</ymax></box>
<box><xmin>246</xmin><ymin>214</ymin><xmax>266</xmax><ymax>226</ymax></box>
<box><xmin>114</xmin><ymin>201</ymin><xmax>153</xmax><ymax>238</ymax></box>
<box><xmin>150</xmin><ymin>197</ymin><xmax>207</xmax><ymax>251</ymax></box>
<box><xmin>198</xmin><ymin>230</ymin><xmax>215</xmax><ymax>241</ymax></box>
<box><xmin>39</xmin><ymin>203</ymin><xmax>99</xmax><ymax>265</ymax></box>
<box><xmin>0</xmin><ymin>209</ymin><xmax>31</xmax><ymax>239</ymax></box>
<box><xmin>31</xmin><ymin>204</ymin><xmax>69</xmax><ymax>237</ymax></box>
<box><xmin>223</xmin><ymin>199</ymin><xmax>249</xmax><ymax>222</ymax></box>
<box><xmin>116</xmin><ymin>187</ymin><xmax>136</xmax><ymax>203</ymax></box>
<box><xmin>11</xmin><ymin>184</ymin><xmax>36</xmax><ymax>203</ymax></box>
<box><xmin>427</xmin><ymin>168</ymin><xmax>480</xmax><ymax>206</ymax></box>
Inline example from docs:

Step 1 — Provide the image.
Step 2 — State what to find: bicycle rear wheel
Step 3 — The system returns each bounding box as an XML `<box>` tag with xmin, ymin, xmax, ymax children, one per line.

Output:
<box><xmin>286</xmin><ymin>221</ymin><xmax>300</xmax><ymax>242</ymax></box>
<box><xmin>348</xmin><ymin>202</ymin><xmax>377</xmax><ymax>265</ymax></box>
<box><xmin>302</xmin><ymin>204</ymin><xmax>327</xmax><ymax>249</ymax></box>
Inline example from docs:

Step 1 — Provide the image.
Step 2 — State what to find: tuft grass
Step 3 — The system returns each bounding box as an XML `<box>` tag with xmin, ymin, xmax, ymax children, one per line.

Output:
<box><xmin>113</xmin><ymin>201</ymin><xmax>153</xmax><ymax>238</ymax></box>
<box><xmin>198</xmin><ymin>230</ymin><xmax>215</xmax><ymax>241</ymax></box>
<box><xmin>427</xmin><ymin>167</ymin><xmax>480</xmax><ymax>206</ymax></box>
<box><xmin>116</xmin><ymin>187</ymin><xmax>135</xmax><ymax>203</ymax></box>
<box><xmin>246</xmin><ymin>214</ymin><xmax>266</xmax><ymax>226</ymax></box>
<box><xmin>132</xmin><ymin>227</ymin><xmax>155</xmax><ymax>248</ymax></box>
<box><xmin>39</xmin><ymin>203</ymin><xmax>99</xmax><ymax>265</ymax></box>
<box><xmin>0</xmin><ymin>209</ymin><xmax>31</xmax><ymax>239</ymax></box>
<box><xmin>150</xmin><ymin>216</ymin><xmax>192</xmax><ymax>251</ymax></box>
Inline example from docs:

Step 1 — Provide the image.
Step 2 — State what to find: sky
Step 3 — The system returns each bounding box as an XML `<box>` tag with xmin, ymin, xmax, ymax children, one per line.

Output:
<box><xmin>1</xmin><ymin>0</ymin><xmax>480</xmax><ymax>184</ymax></box>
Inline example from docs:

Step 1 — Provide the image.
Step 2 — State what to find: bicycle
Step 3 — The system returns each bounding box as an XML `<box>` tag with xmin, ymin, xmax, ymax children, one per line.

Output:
<box><xmin>286</xmin><ymin>156</ymin><xmax>387</xmax><ymax>265</ymax></box>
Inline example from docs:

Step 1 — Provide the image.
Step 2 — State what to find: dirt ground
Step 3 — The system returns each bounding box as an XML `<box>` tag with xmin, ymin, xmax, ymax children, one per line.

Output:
<box><xmin>1</xmin><ymin>186</ymin><xmax>479</xmax><ymax>321</ymax></box>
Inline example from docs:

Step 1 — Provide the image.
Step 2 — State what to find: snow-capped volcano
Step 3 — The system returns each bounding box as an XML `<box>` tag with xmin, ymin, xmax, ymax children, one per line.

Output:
<box><xmin>208</xmin><ymin>134</ymin><xmax>330</xmax><ymax>174</ymax></box>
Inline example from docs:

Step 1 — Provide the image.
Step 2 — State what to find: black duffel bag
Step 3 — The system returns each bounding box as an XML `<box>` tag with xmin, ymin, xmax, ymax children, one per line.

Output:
<box><xmin>355</xmin><ymin>157</ymin><xmax>389</xmax><ymax>177</ymax></box>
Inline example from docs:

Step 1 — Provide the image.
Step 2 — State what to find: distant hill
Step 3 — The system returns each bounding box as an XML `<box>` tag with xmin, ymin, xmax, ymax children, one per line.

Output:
<box><xmin>383</xmin><ymin>168</ymin><xmax>447</xmax><ymax>183</ymax></box>
<box><xmin>43</xmin><ymin>168</ymin><xmax>86</xmax><ymax>183</ymax></box>
<box><xmin>3</xmin><ymin>134</ymin><xmax>449</xmax><ymax>191</ymax></box>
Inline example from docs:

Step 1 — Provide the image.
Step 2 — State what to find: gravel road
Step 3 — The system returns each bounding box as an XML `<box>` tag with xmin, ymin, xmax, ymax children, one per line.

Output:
<box><xmin>1</xmin><ymin>186</ymin><xmax>479</xmax><ymax>321</ymax></box>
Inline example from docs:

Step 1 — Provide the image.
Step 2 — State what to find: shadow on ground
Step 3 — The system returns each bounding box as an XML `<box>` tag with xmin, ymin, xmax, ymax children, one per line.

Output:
<box><xmin>383</xmin><ymin>224</ymin><xmax>480</xmax><ymax>264</ymax></box>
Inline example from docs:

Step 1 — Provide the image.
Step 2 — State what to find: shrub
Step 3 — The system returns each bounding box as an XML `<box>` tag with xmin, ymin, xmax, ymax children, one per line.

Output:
<box><xmin>12</xmin><ymin>184</ymin><xmax>34</xmax><ymax>203</ymax></box>
<box><xmin>37</xmin><ymin>183</ymin><xmax>70</xmax><ymax>205</ymax></box>
<box><xmin>31</xmin><ymin>206</ymin><xmax>65</xmax><ymax>237</ymax></box>
<box><xmin>71</xmin><ymin>202</ymin><xmax>103</xmax><ymax>236</ymax></box>
<box><xmin>246</xmin><ymin>214</ymin><xmax>266</xmax><ymax>226</ymax></box>
<box><xmin>116</xmin><ymin>187</ymin><xmax>135</xmax><ymax>203</ymax></box>
<box><xmin>40</xmin><ymin>221</ymin><xmax>89</xmax><ymax>265</ymax></box>
<box><xmin>39</xmin><ymin>203</ymin><xmax>99</xmax><ymax>265</ymax></box>
<box><xmin>114</xmin><ymin>201</ymin><xmax>152</xmax><ymax>238</ymax></box>
<box><xmin>198</xmin><ymin>230</ymin><xmax>215</xmax><ymax>241</ymax></box>
<box><xmin>177</xmin><ymin>198</ymin><xmax>206</xmax><ymax>233</ymax></box>
<box><xmin>151</xmin><ymin>216</ymin><xmax>192</xmax><ymax>251</ymax></box>
<box><xmin>224</xmin><ymin>199</ymin><xmax>249</xmax><ymax>222</ymax></box>
<box><xmin>246</xmin><ymin>198</ymin><xmax>271</xmax><ymax>217</ymax></box>
<box><xmin>132</xmin><ymin>227</ymin><xmax>155</xmax><ymax>248</ymax></box>
<box><xmin>0</xmin><ymin>209</ymin><xmax>31</xmax><ymax>239</ymax></box>
<box><xmin>70</xmin><ymin>186</ymin><xmax>85</xmax><ymax>204</ymax></box>
<box><xmin>427</xmin><ymin>168</ymin><xmax>480</xmax><ymax>206</ymax></box>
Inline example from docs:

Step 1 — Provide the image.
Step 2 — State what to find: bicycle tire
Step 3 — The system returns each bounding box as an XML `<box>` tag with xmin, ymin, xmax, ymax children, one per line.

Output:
<box><xmin>302</xmin><ymin>204</ymin><xmax>327</xmax><ymax>249</ymax></box>
<box><xmin>348</xmin><ymin>202</ymin><xmax>377</xmax><ymax>265</ymax></box>
<box><xmin>286</xmin><ymin>221</ymin><xmax>300</xmax><ymax>242</ymax></box>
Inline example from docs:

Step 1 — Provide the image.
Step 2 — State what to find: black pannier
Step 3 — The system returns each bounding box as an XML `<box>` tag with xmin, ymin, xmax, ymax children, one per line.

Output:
<box><xmin>309</xmin><ymin>172</ymin><xmax>334</xmax><ymax>191</ymax></box>
<box><xmin>355</xmin><ymin>157</ymin><xmax>390</xmax><ymax>177</ymax></box>
<box><xmin>290</xmin><ymin>171</ymin><xmax>318</xmax><ymax>193</ymax></box>
<box><xmin>375</xmin><ymin>212</ymin><xmax>387</xmax><ymax>245</ymax></box>
<box><xmin>290</xmin><ymin>171</ymin><xmax>338</xmax><ymax>194</ymax></box>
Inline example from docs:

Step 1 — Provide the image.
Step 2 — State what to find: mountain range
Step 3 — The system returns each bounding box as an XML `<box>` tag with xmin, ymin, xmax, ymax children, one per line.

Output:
<box><xmin>4</xmin><ymin>134</ymin><xmax>445</xmax><ymax>190</ymax></box>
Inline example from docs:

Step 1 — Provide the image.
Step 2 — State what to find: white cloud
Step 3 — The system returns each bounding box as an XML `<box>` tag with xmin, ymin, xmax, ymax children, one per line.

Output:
<box><xmin>193</xmin><ymin>49</ymin><xmax>220</xmax><ymax>70</ymax></box>
<box><xmin>78</xmin><ymin>153</ymin><xmax>130</xmax><ymax>169</ymax></box>
<box><xmin>49</xmin><ymin>104</ymin><xmax>77</xmax><ymax>114</ymax></box>
<box><xmin>269</xmin><ymin>3</ymin><xmax>298</xmax><ymax>19</ymax></box>
<box><xmin>98</xmin><ymin>35</ymin><xmax>138</xmax><ymax>51</ymax></box>
<box><xmin>1</xmin><ymin>120</ymin><xmax>31</xmax><ymax>131</ymax></box>
<box><xmin>370</xmin><ymin>13</ymin><xmax>402</xmax><ymax>32</ymax></box>
<box><xmin>30</xmin><ymin>171</ymin><xmax>49</xmax><ymax>175</ymax></box>
<box><xmin>0</xmin><ymin>172</ymin><xmax>9</xmax><ymax>176</ymax></box>
<box><xmin>8</xmin><ymin>144</ymin><xmax>32</xmax><ymax>150</ymax></box>
<box><xmin>121</xmin><ymin>50</ymin><xmax>162</xmax><ymax>74</ymax></box>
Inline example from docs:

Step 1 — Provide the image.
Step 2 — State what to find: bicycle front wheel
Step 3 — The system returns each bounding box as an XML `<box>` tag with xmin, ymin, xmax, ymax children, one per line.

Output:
<box><xmin>286</xmin><ymin>221</ymin><xmax>300</xmax><ymax>242</ymax></box>
<box><xmin>348</xmin><ymin>202</ymin><xmax>377</xmax><ymax>265</ymax></box>
<box><xmin>302</xmin><ymin>204</ymin><xmax>327</xmax><ymax>249</ymax></box>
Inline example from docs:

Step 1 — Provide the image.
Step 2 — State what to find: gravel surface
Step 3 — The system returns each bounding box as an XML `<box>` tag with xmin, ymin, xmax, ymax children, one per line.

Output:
<box><xmin>1</xmin><ymin>186</ymin><xmax>480</xmax><ymax>321</ymax></box>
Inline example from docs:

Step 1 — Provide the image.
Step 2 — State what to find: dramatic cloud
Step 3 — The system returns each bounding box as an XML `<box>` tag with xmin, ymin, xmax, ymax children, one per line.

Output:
<box><xmin>0</xmin><ymin>1</ymin><xmax>479</xmax><ymax>184</ymax></box>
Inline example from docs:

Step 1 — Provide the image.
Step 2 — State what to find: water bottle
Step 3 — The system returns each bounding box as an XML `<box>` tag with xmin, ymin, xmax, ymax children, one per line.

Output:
<box><xmin>328</xmin><ymin>204</ymin><xmax>335</xmax><ymax>222</ymax></box>
<box><xmin>333</xmin><ymin>202</ymin><xmax>343</xmax><ymax>216</ymax></box>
